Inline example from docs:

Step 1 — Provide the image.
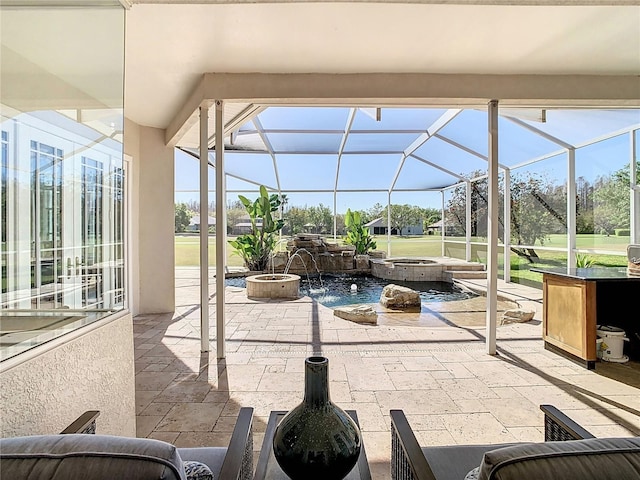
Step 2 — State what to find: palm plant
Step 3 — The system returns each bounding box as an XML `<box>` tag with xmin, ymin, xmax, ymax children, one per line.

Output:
<box><xmin>229</xmin><ymin>186</ymin><xmax>285</xmax><ymax>271</ymax></box>
<box><xmin>343</xmin><ymin>209</ymin><xmax>376</xmax><ymax>255</ymax></box>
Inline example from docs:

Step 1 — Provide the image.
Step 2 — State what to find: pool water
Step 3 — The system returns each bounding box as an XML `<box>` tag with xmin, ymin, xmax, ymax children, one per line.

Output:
<box><xmin>226</xmin><ymin>274</ymin><xmax>477</xmax><ymax>309</ymax></box>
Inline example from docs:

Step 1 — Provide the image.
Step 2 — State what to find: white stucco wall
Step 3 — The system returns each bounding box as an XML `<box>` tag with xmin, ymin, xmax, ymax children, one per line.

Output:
<box><xmin>125</xmin><ymin>120</ymin><xmax>175</xmax><ymax>314</ymax></box>
<box><xmin>0</xmin><ymin>313</ymin><xmax>136</xmax><ymax>437</ymax></box>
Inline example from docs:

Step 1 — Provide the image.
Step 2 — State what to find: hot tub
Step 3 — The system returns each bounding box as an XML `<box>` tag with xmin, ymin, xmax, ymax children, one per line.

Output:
<box><xmin>370</xmin><ymin>257</ymin><xmax>444</xmax><ymax>282</ymax></box>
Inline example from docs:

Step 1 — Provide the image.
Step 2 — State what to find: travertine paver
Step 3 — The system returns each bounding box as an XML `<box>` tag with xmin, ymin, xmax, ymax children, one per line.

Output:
<box><xmin>441</xmin><ymin>412</ymin><xmax>519</xmax><ymax>443</ymax></box>
<box><xmin>133</xmin><ymin>267</ymin><xmax>640</xmax><ymax>480</ymax></box>
<box><xmin>156</xmin><ymin>403</ymin><xmax>225</xmax><ymax>432</ymax></box>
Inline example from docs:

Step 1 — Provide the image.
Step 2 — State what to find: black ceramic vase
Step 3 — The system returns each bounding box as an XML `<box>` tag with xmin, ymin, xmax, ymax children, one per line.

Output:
<box><xmin>272</xmin><ymin>356</ymin><xmax>361</xmax><ymax>480</ymax></box>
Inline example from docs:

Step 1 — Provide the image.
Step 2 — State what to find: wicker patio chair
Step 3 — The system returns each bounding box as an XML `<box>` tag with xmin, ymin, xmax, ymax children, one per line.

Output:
<box><xmin>390</xmin><ymin>404</ymin><xmax>608</xmax><ymax>480</ymax></box>
<box><xmin>1</xmin><ymin>407</ymin><xmax>254</xmax><ymax>480</ymax></box>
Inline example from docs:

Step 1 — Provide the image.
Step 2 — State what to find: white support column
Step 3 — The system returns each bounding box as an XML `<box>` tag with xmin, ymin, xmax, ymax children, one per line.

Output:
<box><xmin>387</xmin><ymin>191</ymin><xmax>392</xmax><ymax>257</ymax></box>
<box><xmin>503</xmin><ymin>168</ymin><xmax>511</xmax><ymax>283</ymax></box>
<box><xmin>631</xmin><ymin>131</ymin><xmax>639</xmax><ymax>244</ymax></box>
<box><xmin>333</xmin><ymin>191</ymin><xmax>337</xmax><ymax>241</ymax></box>
<box><xmin>567</xmin><ymin>148</ymin><xmax>576</xmax><ymax>269</ymax></box>
<box><xmin>441</xmin><ymin>191</ymin><xmax>445</xmax><ymax>257</ymax></box>
<box><xmin>486</xmin><ymin>100</ymin><xmax>499</xmax><ymax>355</ymax></box>
<box><xmin>199</xmin><ymin>105</ymin><xmax>210</xmax><ymax>353</ymax></box>
<box><xmin>215</xmin><ymin>100</ymin><xmax>226</xmax><ymax>359</ymax></box>
<box><xmin>465</xmin><ymin>181</ymin><xmax>472</xmax><ymax>261</ymax></box>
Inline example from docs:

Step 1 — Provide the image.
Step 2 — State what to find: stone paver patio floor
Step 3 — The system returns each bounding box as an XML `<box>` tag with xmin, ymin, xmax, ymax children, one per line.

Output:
<box><xmin>134</xmin><ymin>268</ymin><xmax>640</xmax><ymax>479</ymax></box>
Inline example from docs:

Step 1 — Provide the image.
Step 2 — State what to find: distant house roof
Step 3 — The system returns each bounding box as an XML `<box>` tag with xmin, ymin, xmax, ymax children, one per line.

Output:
<box><xmin>190</xmin><ymin>215</ymin><xmax>215</xmax><ymax>226</ymax></box>
<box><xmin>427</xmin><ymin>219</ymin><xmax>455</xmax><ymax>228</ymax></box>
<box><xmin>364</xmin><ymin>217</ymin><xmax>385</xmax><ymax>227</ymax></box>
<box><xmin>364</xmin><ymin>218</ymin><xmax>423</xmax><ymax>227</ymax></box>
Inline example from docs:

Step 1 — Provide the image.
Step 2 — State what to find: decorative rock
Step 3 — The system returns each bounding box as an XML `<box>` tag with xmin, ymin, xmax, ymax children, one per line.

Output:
<box><xmin>501</xmin><ymin>308</ymin><xmax>535</xmax><ymax>324</ymax></box>
<box><xmin>355</xmin><ymin>254</ymin><xmax>370</xmax><ymax>270</ymax></box>
<box><xmin>328</xmin><ymin>244</ymin><xmax>353</xmax><ymax>253</ymax></box>
<box><xmin>334</xmin><ymin>305</ymin><xmax>378</xmax><ymax>325</ymax></box>
<box><xmin>268</xmin><ymin>252</ymin><xmax>289</xmax><ymax>271</ymax></box>
<box><xmin>380</xmin><ymin>284</ymin><xmax>421</xmax><ymax>309</ymax></box>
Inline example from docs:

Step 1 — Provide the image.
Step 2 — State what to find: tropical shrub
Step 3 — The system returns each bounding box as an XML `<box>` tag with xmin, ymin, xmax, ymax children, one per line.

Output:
<box><xmin>228</xmin><ymin>186</ymin><xmax>284</xmax><ymax>271</ymax></box>
<box><xmin>343</xmin><ymin>208</ymin><xmax>376</xmax><ymax>255</ymax></box>
<box><xmin>575</xmin><ymin>253</ymin><xmax>595</xmax><ymax>268</ymax></box>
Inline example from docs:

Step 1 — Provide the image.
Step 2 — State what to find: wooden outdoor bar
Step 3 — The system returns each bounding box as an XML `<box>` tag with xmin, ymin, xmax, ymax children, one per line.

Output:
<box><xmin>532</xmin><ymin>267</ymin><xmax>640</xmax><ymax>369</ymax></box>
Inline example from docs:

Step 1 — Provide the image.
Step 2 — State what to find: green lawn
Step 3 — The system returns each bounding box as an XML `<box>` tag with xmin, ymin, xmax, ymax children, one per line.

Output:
<box><xmin>175</xmin><ymin>234</ymin><xmax>245</xmax><ymax>267</ymax></box>
<box><xmin>174</xmin><ymin>234</ymin><xmax>444</xmax><ymax>267</ymax></box>
<box><xmin>442</xmin><ymin>234</ymin><xmax>629</xmax><ymax>287</ymax></box>
<box><xmin>176</xmin><ymin>233</ymin><xmax>629</xmax><ymax>289</ymax></box>
<box><xmin>504</xmin><ymin>248</ymin><xmax>626</xmax><ymax>287</ymax></box>
<box><xmin>442</xmin><ymin>233</ymin><xmax>630</xmax><ymax>253</ymax></box>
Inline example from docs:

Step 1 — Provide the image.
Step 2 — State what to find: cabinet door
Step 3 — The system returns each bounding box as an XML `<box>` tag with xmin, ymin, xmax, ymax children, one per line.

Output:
<box><xmin>543</xmin><ymin>275</ymin><xmax>597</xmax><ymax>361</ymax></box>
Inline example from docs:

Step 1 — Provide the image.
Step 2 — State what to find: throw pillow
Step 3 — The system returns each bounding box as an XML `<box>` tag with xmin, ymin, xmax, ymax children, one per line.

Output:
<box><xmin>184</xmin><ymin>460</ymin><xmax>214</xmax><ymax>480</ymax></box>
<box><xmin>464</xmin><ymin>466</ymin><xmax>480</xmax><ymax>480</ymax></box>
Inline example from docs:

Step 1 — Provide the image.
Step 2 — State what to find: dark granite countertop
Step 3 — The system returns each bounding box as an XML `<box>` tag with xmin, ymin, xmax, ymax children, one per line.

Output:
<box><xmin>530</xmin><ymin>267</ymin><xmax>640</xmax><ymax>281</ymax></box>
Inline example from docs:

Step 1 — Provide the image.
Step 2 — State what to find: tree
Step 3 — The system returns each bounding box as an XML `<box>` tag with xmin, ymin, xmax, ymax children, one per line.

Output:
<box><xmin>576</xmin><ymin>176</ymin><xmax>594</xmax><ymax>233</ymax></box>
<box><xmin>174</xmin><ymin>203</ymin><xmax>192</xmax><ymax>233</ymax></box>
<box><xmin>307</xmin><ymin>203</ymin><xmax>333</xmax><ymax>234</ymax></box>
<box><xmin>509</xmin><ymin>174</ymin><xmax>564</xmax><ymax>260</ymax></box>
<box><xmin>445</xmin><ymin>170</ymin><xmax>564</xmax><ymax>262</ymax></box>
<box><xmin>279</xmin><ymin>193</ymin><xmax>289</xmax><ymax>219</ymax></box>
<box><xmin>592</xmin><ymin>167</ymin><xmax>634</xmax><ymax>235</ymax></box>
<box><xmin>334</xmin><ymin>213</ymin><xmax>346</xmax><ymax>236</ymax></box>
<box><xmin>227</xmin><ymin>199</ymin><xmax>244</xmax><ymax>210</ymax></box>
<box><xmin>286</xmin><ymin>207</ymin><xmax>308</xmax><ymax>235</ymax></box>
<box><xmin>421</xmin><ymin>207</ymin><xmax>441</xmax><ymax>230</ymax></box>
<box><xmin>226</xmin><ymin>207</ymin><xmax>246</xmax><ymax>234</ymax></box>
<box><xmin>382</xmin><ymin>204</ymin><xmax>423</xmax><ymax>235</ymax></box>
<box><xmin>576</xmin><ymin>209</ymin><xmax>594</xmax><ymax>235</ymax></box>
<box><xmin>366</xmin><ymin>203</ymin><xmax>385</xmax><ymax>222</ymax></box>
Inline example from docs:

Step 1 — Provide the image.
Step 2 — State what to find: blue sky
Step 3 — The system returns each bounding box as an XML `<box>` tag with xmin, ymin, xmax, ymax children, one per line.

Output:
<box><xmin>175</xmin><ymin>107</ymin><xmax>639</xmax><ymax>213</ymax></box>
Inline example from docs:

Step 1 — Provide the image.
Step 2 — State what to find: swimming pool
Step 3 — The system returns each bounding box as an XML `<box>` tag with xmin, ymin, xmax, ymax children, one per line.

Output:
<box><xmin>226</xmin><ymin>273</ymin><xmax>477</xmax><ymax>309</ymax></box>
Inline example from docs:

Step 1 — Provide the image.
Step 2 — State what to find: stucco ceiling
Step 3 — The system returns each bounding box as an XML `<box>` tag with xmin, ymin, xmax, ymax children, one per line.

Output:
<box><xmin>124</xmin><ymin>2</ymin><xmax>640</xmax><ymax>132</ymax></box>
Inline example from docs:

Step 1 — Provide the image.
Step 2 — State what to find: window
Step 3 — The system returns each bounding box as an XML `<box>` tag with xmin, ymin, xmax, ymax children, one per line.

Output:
<box><xmin>30</xmin><ymin>141</ymin><xmax>64</xmax><ymax>306</ymax></box>
<box><xmin>0</xmin><ymin>4</ymin><xmax>125</xmax><ymax>361</ymax></box>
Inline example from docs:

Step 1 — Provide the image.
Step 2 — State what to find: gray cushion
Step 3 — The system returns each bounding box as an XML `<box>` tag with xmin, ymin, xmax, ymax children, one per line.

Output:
<box><xmin>0</xmin><ymin>434</ymin><xmax>187</xmax><ymax>480</ymax></box>
<box><xmin>478</xmin><ymin>437</ymin><xmax>640</xmax><ymax>480</ymax></box>
<box><xmin>421</xmin><ymin>443</ymin><xmax>518</xmax><ymax>480</ymax></box>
